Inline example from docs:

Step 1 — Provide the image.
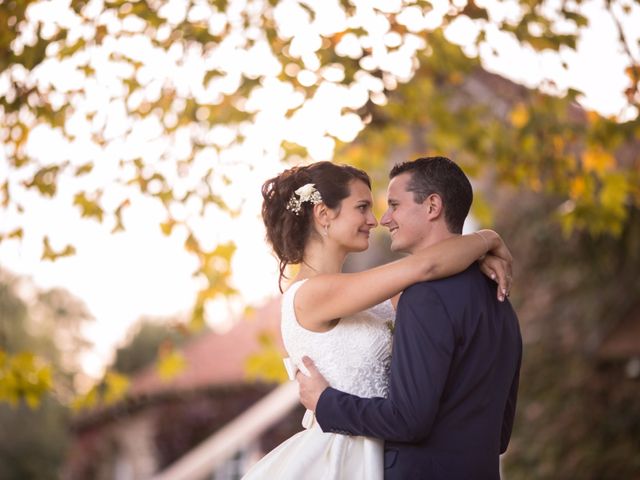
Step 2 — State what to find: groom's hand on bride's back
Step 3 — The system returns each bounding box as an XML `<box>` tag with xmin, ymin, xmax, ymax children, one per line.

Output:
<box><xmin>296</xmin><ymin>356</ymin><xmax>330</xmax><ymax>412</ymax></box>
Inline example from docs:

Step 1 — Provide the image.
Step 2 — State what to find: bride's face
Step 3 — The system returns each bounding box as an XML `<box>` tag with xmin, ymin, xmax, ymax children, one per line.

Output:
<box><xmin>327</xmin><ymin>180</ymin><xmax>378</xmax><ymax>253</ymax></box>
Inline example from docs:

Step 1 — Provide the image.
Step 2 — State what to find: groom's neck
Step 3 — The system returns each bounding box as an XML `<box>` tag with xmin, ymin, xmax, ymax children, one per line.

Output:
<box><xmin>409</xmin><ymin>225</ymin><xmax>457</xmax><ymax>254</ymax></box>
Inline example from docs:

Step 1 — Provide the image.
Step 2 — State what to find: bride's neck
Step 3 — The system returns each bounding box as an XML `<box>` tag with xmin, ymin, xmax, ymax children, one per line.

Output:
<box><xmin>299</xmin><ymin>240</ymin><xmax>346</xmax><ymax>276</ymax></box>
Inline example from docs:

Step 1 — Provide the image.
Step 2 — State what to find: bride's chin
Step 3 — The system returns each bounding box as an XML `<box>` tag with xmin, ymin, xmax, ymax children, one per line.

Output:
<box><xmin>351</xmin><ymin>241</ymin><xmax>369</xmax><ymax>252</ymax></box>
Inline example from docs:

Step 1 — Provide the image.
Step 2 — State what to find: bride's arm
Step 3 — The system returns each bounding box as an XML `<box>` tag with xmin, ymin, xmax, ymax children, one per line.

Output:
<box><xmin>295</xmin><ymin>230</ymin><xmax>512</xmax><ymax>329</ymax></box>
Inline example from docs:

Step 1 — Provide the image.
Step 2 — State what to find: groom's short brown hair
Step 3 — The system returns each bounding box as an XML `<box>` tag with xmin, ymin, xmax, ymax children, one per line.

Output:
<box><xmin>390</xmin><ymin>156</ymin><xmax>472</xmax><ymax>234</ymax></box>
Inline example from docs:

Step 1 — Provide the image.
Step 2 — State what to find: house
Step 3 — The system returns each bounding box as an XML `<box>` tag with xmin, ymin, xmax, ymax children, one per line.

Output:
<box><xmin>63</xmin><ymin>298</ymin><xmax>306</xmax><ymax>480</ymax></box>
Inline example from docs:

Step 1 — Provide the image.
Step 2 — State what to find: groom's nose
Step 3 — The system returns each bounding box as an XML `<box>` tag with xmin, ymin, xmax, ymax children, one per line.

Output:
<box><xmin>381</xmin><ymin>208</ymin><xmax>392</xmax><ymax>227</ymax></box>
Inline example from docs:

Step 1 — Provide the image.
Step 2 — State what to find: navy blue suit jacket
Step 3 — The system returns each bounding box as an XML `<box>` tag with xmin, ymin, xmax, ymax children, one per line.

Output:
<box><xmin>316</xmin><ymin>263</ymin><xmax>522</xmax><ymax>480</ymax></box>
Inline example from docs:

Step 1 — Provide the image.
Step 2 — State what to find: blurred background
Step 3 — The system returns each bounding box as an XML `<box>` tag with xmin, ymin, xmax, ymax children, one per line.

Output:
<box><xmin>1</xmin><ymin>0</ymin><xmax>639</xmax><ymax>478</ymax></box>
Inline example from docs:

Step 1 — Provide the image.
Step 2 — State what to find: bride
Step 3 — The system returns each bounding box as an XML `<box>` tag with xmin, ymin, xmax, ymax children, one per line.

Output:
<box><xmin>243</xmin><ymin>161</ymin><xmax>511</xmax><ymax>479</ymax></box>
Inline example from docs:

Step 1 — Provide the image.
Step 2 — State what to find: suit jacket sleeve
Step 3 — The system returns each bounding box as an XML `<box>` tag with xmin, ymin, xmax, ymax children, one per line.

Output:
<box><xmin>315</xmin><ymin>284</ymin><xmax>455</xmax><ymax>443</ymax></box>
<box><xmin>500</xmin><ymin>339</ymin><xmax>522</xmax><ymax>453</ymax></box>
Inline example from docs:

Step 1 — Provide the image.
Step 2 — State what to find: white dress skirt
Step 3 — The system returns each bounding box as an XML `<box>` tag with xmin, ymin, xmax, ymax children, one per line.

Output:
<box><xmin>242</xmin><ymin>280</ymin><xmax>395</xmax><ymax>480</ymax></box>
<box><xmin>243</xmin><ymin>422</ymin><xmax>383</xmax><ymax>479</ymax></box>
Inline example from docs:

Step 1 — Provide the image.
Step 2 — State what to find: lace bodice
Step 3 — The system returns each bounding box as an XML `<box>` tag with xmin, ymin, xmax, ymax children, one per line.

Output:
<box><xmin>281</xmin><ymin>280</ymin><xmax>395</xmax><ymax>399</ymax></box>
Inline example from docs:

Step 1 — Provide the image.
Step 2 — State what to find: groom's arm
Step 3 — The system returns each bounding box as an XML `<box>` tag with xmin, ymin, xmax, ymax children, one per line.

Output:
<box><xmin>315</xmin><ymin>283</ymin><xmax>455</xmax><ymax>443</ymax></box>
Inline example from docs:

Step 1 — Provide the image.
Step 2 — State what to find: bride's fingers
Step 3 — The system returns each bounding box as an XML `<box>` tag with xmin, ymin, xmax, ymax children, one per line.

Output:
<box><xmin>483</xmin><ymin>254</ymin><xmax>513</xmax><ymax>298</ymax></box>
<box><xmin>499</xmin><ymin>260</ymin><xmax>513</xmax><ymax>300</ymax></box>
<box><xmin>489</xmin><ymin>258</ymin><xmax>510</xmax><ymax>302</ymax></box>
<box><xmin>501</xmin><ymin>257</ymin><xmax>513</xmax><ymax>295</ymax></box>
<box><xmin>497</xmin><ymin>272</ymin><xmax>509</xmax><ymax>302</ymax></box>
<box><xmin>478</xmin><ymin>261</ymin><xmax>497</xmax><ymax>282</ymax></box>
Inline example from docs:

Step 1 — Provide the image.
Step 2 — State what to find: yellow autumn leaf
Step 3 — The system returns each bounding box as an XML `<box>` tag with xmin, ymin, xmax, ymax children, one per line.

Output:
<box><xmin>189</xmin><ymin>301</ymin><xmax>206</xmax><ymax>332</ymax></box>
<box><xmin>184</xmin><ymin>233</ymin><xmax>201</xmax><ymax>253</ymax></box>
<box><xmin>470</xmin><ymin>192</ymin><xmax>494</xmax><ymax>227</ymax></box>
<box><xmin>0</xmin><ymin>228</ymin><xmax>23</xmax><ymax>243</ymax></box>
<box><xmin>600</xmin><ymin>173</ymin><xmax>629</xmax><ymax>211</ymax></box>
<box><xmin>74</xmin><ymin>163</ymin><xmax>94</xmax><ymax>176</ymax></box>
<box><xmin>521</xmin><ymin>134</ymin><xmax>536</xmax><ymax>153</ymax></box>
<box><xmin>8</xmin><ymin>228</ymin><xmax>23</xmax><ymax>239</ymax></box>
<box><xmin>552</xmin><ymin>135</ymin><xmax>564</xmax><ymax>154</ymax></box>
<box><xmin>1</xmin><ymin>181</ymin><xmax>9</xmax><ymax>207</ymax></box>
<box><xmin>245</xmin><ymin>332</ymin><xmax>288</xmax><ymax>384</ymax></box>
<box><xmin>243</xmin><ymin>305</ymin><xmax>257</xmax><ymax>319</ymax></box>
<box><xmin>71</xmin><ymin>387</ymin><xmax>99</xmax><ymax>411</ymax></box>
<box><xmin>157</xmin><ymin>350</ymin><xmax>186</xmax><ymax>381</ymax></box>
<box><xmin>41</xmin><ymin>236</ymin><xmax>76</xmax><ymax>261</ymax></box>
<box><xmin>212</xmin><ymin>242</ymin><xmax>237</xmax><ymax>264</ymax></box>
<box><xmin>510</xmin><ymin>103</ymin><xmax>529</xmax><ymax>128</ymax></box>
<box><xmin>25</xmin><ymin>392</ymin><xmax>41</xmax><ymax>409</ymax></box>
<box><xmin>569</xmin><ymin>177</ymin><xmax>587</xmax><ymax>199</ymax></box>
<box><xmin>529</xmin><ymin>176</ymin><xmax>542</xmax><ymax>192</ymax></box>
<box><xmin>23</xmin><ymin>166</ymin><xmax>60</xmax><ymax>197</ymax></box>
<box><xmin>37</xmin><ymin>364</ymin><xmax>53</xmax><ymax>390</ymax></box>
<box><xmin>582</xmin><ymin>147</ymin><xmax>615</xmax><ymax>174</ymax></box>
<box><xmin>160</xmin><ymin>218</ymin><xmax>176</xmax><ymax>236</ymax></box>
<box><xmin>112</xmin><ymin>198</ymin><xmax>130</xmax><ymax>233</ymax></box>
<box><xmin>0</xmin><ymin>351</ymin><xmax>53</xmax><ymax>408</ymax></box>
<box><xmin>73</xmin><ymin>192</ymin><xmax>104</xmax><ymax>222</ymax></box>
<box><xmin>448</xmin><ymin>71</ymin><xmax>463</xmax><ymax>85</ymax></box>
<box><xmin>286</xmin><ymin>263</ymin><xmax>301</xmax><ymax>280</ymax></box>
<box><xmin>586</xmin><ymin>110</ymin><xmax>600</xmax><ymax>124</ymax></box>
<box><xmin>103</xmin><ymin>371</ymin><xmax>130</xmax><ymax>404</ymax></box>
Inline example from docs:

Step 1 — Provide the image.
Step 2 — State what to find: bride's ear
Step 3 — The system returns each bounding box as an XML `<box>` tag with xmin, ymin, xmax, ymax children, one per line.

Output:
<box><xmin>312</xmin><ymin>203</ymin><xmax>332</xmax><ymax>234</ymax></box>
<box><xmin>313</xmin><ymin>202</ymin><xmax>329</xmax><ymax>221</ymax></box>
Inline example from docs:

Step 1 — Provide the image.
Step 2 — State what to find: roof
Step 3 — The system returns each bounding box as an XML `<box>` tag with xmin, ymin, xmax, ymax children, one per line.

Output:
<box><xmin>72</xmin><ymin>297</ymin><xmax>285</xmax><ymax>429</ymax></box>
<box><xmin>130</xmin><ymin>297</ymin><xmax>284</xmax><ymax>397</ymax></box>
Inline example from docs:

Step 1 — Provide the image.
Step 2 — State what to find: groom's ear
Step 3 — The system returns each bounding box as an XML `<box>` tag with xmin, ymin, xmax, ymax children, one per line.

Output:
<box><xmin>425</xmin><ymin>194</ymin><xmax>443</xmax><ymax>219</ymax></box>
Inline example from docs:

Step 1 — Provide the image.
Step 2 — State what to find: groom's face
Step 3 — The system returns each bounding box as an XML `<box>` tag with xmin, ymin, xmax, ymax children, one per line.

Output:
<box><xmin>381</xmin><ymin>173</ymin><xmax>431</xmax><ymax>254</ymax></box>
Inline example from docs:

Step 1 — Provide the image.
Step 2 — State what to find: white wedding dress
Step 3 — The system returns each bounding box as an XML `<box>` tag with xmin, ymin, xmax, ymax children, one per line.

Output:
<box><xmin>242</xmin><ymin>279</ymin><xmax>395</xmax><ymax>480</ymax></box>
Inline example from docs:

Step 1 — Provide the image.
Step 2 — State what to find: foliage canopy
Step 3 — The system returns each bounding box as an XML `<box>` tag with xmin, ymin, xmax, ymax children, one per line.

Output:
<box><xmin>1</xmin><ymin>0</ymin><xmax>639</xmax><ymax>405</ymax></box>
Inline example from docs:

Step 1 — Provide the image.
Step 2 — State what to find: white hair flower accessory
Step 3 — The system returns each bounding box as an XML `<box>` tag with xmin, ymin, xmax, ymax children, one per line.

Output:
<box><xmin>286</xmin><ymin>183</ymin><xmax>323</xmax><ymax>215</ymax></box>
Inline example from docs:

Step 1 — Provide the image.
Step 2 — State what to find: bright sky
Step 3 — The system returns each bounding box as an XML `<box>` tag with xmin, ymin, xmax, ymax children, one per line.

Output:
<box><xmin>1</xmin><ymin>0</ymin><xmax>638</xmax><ymax>378</ymax></box>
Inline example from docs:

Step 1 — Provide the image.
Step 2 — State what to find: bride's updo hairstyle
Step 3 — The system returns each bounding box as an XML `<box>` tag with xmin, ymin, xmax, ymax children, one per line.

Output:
<box><xmin>262</xmin><ymin>161</ymin><xmax>371</xmax><ymax>290</ymax></box>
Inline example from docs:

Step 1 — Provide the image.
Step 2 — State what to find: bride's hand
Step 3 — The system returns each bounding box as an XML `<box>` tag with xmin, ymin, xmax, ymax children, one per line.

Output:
<box><xmin>477</xmin><ymin>230</ymin><xmax>513</xmax><ymax>301</ymax></box>
<box><xmin>479</xmin><ymin>254</ymin><xmax>512</xmax><ymax>301</ymax></box>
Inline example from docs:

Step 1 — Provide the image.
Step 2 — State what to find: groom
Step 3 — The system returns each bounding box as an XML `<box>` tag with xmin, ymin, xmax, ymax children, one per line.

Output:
<box><xmin>297</xmin><ymin>156</ymin><xmax>522</xmax><ymax>479</ymax></box>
